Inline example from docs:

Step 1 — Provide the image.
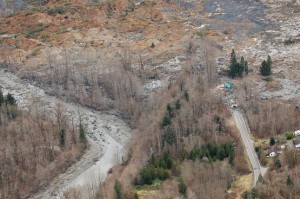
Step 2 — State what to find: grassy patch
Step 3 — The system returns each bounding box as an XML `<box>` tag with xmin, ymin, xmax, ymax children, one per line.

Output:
<box><xmin>223</xmin><ymin>30</ymin><xmax>229</xmax><ymax>34</ymax></box>
<box><xmin>228</xmin><ymin>173</ymin><xmax>253</xmax><ymax>199</ymax></box>
<box><xmin>64</xmin><ymin>2</ymin><xmax>72</xmax><ymax>7</ymax></box>
<box><xmin>6</xmin><ymin>12</ymin><xmax>20</xmax><ymax>18</ymax></box>
<box><xmin>26</xmin><ymin>0</ymin><xmax>48</xmax><ymax>6</ymax></box>
<box><xmin>262</xmin><ymin>76</ymin><xmax>272</xmax><ymax>82</ymax></box>
<box><xmin>14</xmin><ymin>40</ymin><xmax>20</xmax><ymax>48</ymax></box>
<box><xmin>137</xmin><ymin>16</ymin><xmax>146</xmax><ymax>21</ymax></box>
<box><xmin>24</xmin><ymin>27</ymin><xmax>45</xmax><ymax>39</ymax></box>
<box><xmin>58</xmin><ymin>27</ymin><xmax>68</xmax><ymax>34</ymax></box>
<box><xmin>152</xmin><ymin>179</ymin><xmax>163</xmax><ymax>188</ymax></box>
<box><xmin>136</xmin><ymin>189</ymin><xmax>159</xmax><ymax>199</ymax></box>
<box><xmin>195</xmin><ymin>28</ymin><xmax>209</xmax><ymax>37</ymax></box>
<box><xmin>31</xmin><ymin>48</ymin><xmax>40</xmax><ymax>56</ymax></box>
<box><xmin>40</xmin><ymin>34</ymin><xmax>49</xmax><ymax>42</ymax></box>
<box><xmin>35</xmin><ymin>22</ymin><xmax>44</xmax><ymax>27</ymax></box>
<box><xmin>25</xmin><ymin>10</ymin><xmax>34</xmax><ymax>16</ymax></box>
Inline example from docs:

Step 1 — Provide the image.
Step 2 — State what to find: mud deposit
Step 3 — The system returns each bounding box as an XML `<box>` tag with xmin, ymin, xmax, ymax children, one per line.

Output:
<box><xmin>0</xmin><ymin>69</ymin><xmax>131</xmax><ymax>198</ymax></box>
<box><xmin>204</xmin><ymin>0</ymin><xmax>270</xmax><ymax>35</ymax></box>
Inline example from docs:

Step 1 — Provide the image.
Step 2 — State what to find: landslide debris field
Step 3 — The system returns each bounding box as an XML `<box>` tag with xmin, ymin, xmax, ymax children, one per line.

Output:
<box><xmin>1</xmin><ymin>0</ymin><xmax>299</xmax><ymax>102</ymax></box>
<box><xmin>1</xmin><ymin>0</ymin><xmax>300</xmax><ymax>197</ymax></box>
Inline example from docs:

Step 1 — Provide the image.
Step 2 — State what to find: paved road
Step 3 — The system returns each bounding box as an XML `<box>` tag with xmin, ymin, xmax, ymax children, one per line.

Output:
<box><xmin>232</xmin><ymin>109</ymin><xmax>267</xmax><ymax>186</ymax></box>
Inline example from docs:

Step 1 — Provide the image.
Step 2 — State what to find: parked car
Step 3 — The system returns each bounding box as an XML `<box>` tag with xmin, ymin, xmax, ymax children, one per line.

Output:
<box><xmin>294</xmin><ymin>139</ymin><xmax>300</xmax><ymax>148</ymax></box>
<box><xmin>294</xmin><ymin>130</ymin><xmax>300</xmax><ymax>136</ymax></box>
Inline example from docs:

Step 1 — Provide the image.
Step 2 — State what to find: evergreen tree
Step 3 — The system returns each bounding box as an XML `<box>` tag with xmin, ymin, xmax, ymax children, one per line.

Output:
<box><xmin>217</xmin><ymin>147</ymin><xmax>226</xmax><ymax>160</ymax></box>
<box><xmin>269</xmin><ymin>137</ymin><xmax>275</xmax><ymax>146</ymax></box>
<box><xmin>167</xmin><ymin>103</ymin><xmax>174</xmax><ymax>118</ymax></box>
<box><xmin>251</xmin><ymin>188</ymin><xmax>257</xmax><ymax>199</ymax></box>
<box><xmin>178</xmin><ymin>177</ymin><xmax>187</xmax><ymax>196</ymax></box>
<box><xmin>239</xmin><ymin>56</ymin><xmax>246</xmax><ymax>77</ymax></box>
<box><xmin>162</xmin><ymin>114</ymin><xmax>171</xmax><ymax>127</ymax></box>
<box><xmin>79</xmin><ymin>123</ymin><xmax>86</xmax><ymax>142</ymax></box>
<box><xmin>240</xmin><ymin>56</ymin><xmax>245</xmax><ymax>68</ymax></box>
<box><xmin>230</xmin><ymin>49</ymin><xmax>237</xmax><ymax>66</ymax></box>
<box><xmin>229</xmin><ymin>49</ymin><xmax>238</xmax><ymax>78</ymax></box>
<box><xmin>229</xmin><ymin>63</ymin><xmax>239</xmax><ymax>78</ymax></box>
<box><xmin>229</xmin><ymin>50</ymin><xmax>247</xmax><ymax>78</ymax></box>
<box><xmin>275</xmin><ymin>158</ymin><xmax>281</xmax><ymax>168</ymax></box>
<box><xmin>175</xmin><ymin>99</ymin><xmax>181</xmax><ymax>110</ymax></box>
<box><xmin>163</xmin><ymin>127</ymin><xmax>176</xmax><ymax>145</ymax></box>
<box><xmin>245</xmin><ymin>61</ymin><xmax>249</xmax><ymax>75</ymax></box>
<box><xmin>260</xmin><ymin>60</ymin><xmax>271</xmax><ymax>76</ymax></box>
<box><xmin>242</xmin><ymin>191</ymin><xmax>249</xmax><ymax>199</ymax></box>
<box><xmin>229</xmin><ymin>145</ymin><xmax>235</xmax><ymax>165</ymax></box>
<box><xmin>0</xmin><ymin>89</ymin><xmax>4</xmax><ymax>105</ymax></box>
<box><xmin>5</xmin><ymin>93</ymin><xmax>16</xmax><ymax>105</ymax></box>
<box><xmin>184</xmin><ymin>91</ymin><xmax>189</xmax><ymax>101</ymax></box>
<box><xmin>60</xmin><ymin>129</ymin><xmax>65</xmax><ymax>147</ymax></box>
<box><xmin>287</xmin><ymin>175</ymin><xmax>294</xmax><ymax>188</ymax></box>
<box><xmin>267</xmin><ymin>55</ymin><xmax>272</xmax><ymax>69</ymax></box>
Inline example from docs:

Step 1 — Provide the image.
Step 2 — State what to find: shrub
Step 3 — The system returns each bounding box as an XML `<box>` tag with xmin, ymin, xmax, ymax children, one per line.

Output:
<box><xmin>223</xmin><ymin>30</ymin><xmax>229</xmax><ymax>34</ymax></box>
<box><xmin>175</xmin><ymin>99</ymin><xmax>181</xmax><ymax>110</ymax></box>
<box><xmin>35</xmin><ymin>22</ymin><xmax>44</xmax><ymax>26</ymax></box>
<box><xmin>285</xmin><ymin>131</ymin><xmax>294</xmax><ymax>140</ymax></box>
<box><xmin>40</xmin><ymin>34</ymin><xmax>49</xmax><ymax>42</ymax></box>
<box><xmin>161</xmin><ymin>114</ymin><xmax>171</xmax><ymax>127</ymax></box>
<box><xmin>58</xmin><ymin>27</ymin><xmax>68</xmax><ymax>34</ymax></box>
<box><xmin>284</xmin><ymin>38</ymin><xmax>295</xmax><ymax>45</ymax></box>
<box><xmin>48</xmin><ymin>7</ymin><xmax>66</xmax><ymax>15</ymax></box>
<box><xmin>195</xmin><ymin>29</ymin><xmax>209</xmax><ymax>37</ymax></box>
<box><xmin>114</xmin><ymin>180</ymin><xmax>123</xmax><ymax>199</ymax></box>
<box><xmin>137</xmin><ymin>153</ymin><xmax>173</xmax><ymax>186</ymax></box>
<box><xmin>178</xmin><ymin>177</ymin><xmax>187</xmax><ymax>196</ymax></box>
<box><xmin>31</xmin><ymin>48</ymin><xmax>40</xmax><ymax>56</ymax></box>
<box><xmin>262</xmin><ymin>76</ymin><xmax>272</xmax><ymax>82</ymax></box>
<box><xmin>157</xmin><ymin>168</ymin><xmax>169</xmax><ymax>180</ymax></box>
<box><xmin>126</xmin><ymin>3</ymin><xmax>135</xmax><ymax>12</ymax></box>
<box><xmin>255</xmin><ymin>146</ymin><xmax>263</xmax><ymax>158</ymax></box>
<box><xmin>140</xmin><ymin>166</ymin><xmax>155</xmax><ymax>185</ymax></box>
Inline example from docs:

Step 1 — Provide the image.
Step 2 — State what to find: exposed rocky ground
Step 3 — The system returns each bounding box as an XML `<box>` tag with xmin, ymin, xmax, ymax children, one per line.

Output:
<box><xmin>1</xmin><ymin>0</ymin><xmax>300</xmax><ymax>198</ymax></box>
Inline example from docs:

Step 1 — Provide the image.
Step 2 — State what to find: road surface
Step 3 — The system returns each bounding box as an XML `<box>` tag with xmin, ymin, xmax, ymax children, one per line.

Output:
<box><xmin>232</xmin><ymin>109</ymin><xmax>267</xmax><ymax>186</ymax></box>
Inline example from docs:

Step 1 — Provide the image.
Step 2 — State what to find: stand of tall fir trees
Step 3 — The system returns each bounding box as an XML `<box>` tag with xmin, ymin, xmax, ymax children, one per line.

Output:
<box><xmin>229</xmin><ymin>49</ymin><xmax>248</xmax><ymax>78</ymax></box>
<box><xmin>260</xmin><ymin>55</ymin><xmax>272</xmax><ymax>76</ymax></box>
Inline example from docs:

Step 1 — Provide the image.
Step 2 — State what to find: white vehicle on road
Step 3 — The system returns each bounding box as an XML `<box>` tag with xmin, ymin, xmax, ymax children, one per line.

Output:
<box><xmin>231</xmin><ymin>103</ymin><xmax>238</xmax><ymax>108</ymax></box>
